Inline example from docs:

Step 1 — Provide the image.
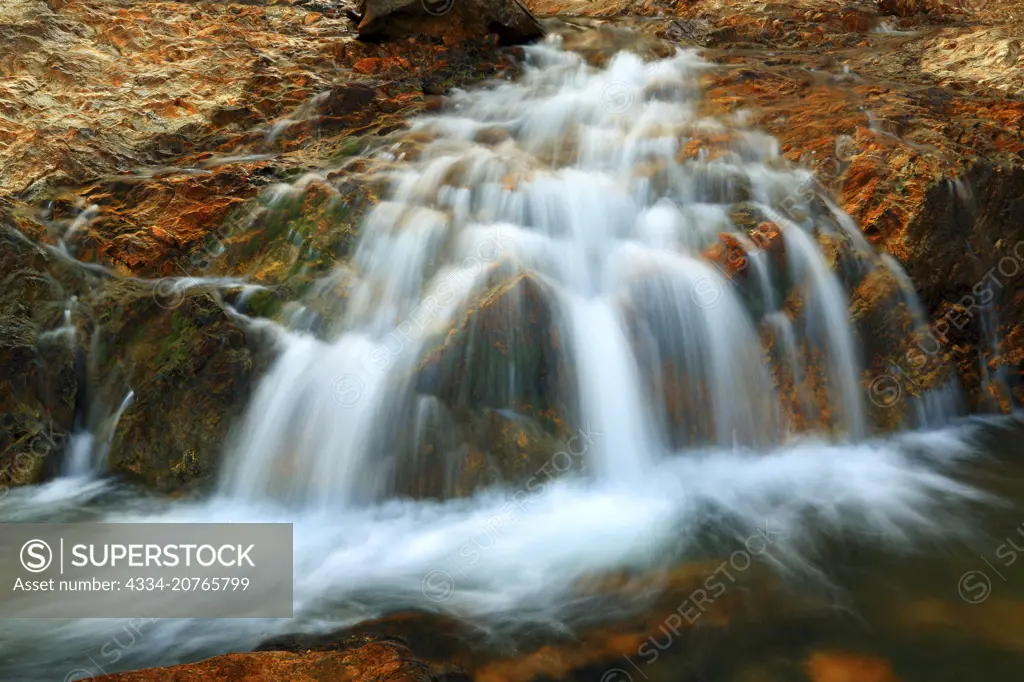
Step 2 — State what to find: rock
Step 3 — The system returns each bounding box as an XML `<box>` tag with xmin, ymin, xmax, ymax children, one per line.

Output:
<box><xmin>803</xmin><ymin>651</ymin><xmax>900</xmax><ymax>682</ymax></box>
<box><xmin>397</xmin><ymin>267</ymin><xmax>582</xmax><ymax>497</ymax></box>
<box><xmin>97</xmin><ymin>289</ymin><xmax>272</xmax><ymax>492</ymax></box>
<box><xmin>357</xmin><ymin>0</ymin><xmax>544</xmax><ymax>45</ymax></box>
<box><xmin>256</xmin><ymin>611</ymin><xmax>480</xmax><ymax>666</ymax></box>
<box><xmin>94</xmin><ymin>639</ymin><xmax>435</xmax><ymax>682</ymax></box>
<box><xmin>0</xmin><ymin>224</ymin><xmax>86</xmax><ymax>487</ymax></box>
<box><xmin>415</xmin><ymin>267</ymin><xmax>572</xmax><ymax>425</ymax></box>
<box><xmin>394</xmin><ymin>404</ymin><xmax>585</xmax><ymax>498</ymax></box>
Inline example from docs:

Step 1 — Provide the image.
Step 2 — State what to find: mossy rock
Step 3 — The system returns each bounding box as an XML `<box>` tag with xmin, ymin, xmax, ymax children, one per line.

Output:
<box><xmin>96</xmin><ymin>289</ymin><xmax>274</xmax><ymax>492</ymax></box>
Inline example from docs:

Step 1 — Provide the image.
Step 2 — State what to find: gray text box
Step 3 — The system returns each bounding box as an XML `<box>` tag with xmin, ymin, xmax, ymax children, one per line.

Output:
<box><xmin>0</xmin><ymin>523</ymin><xmax>292</xmax><ymax>617</ymax></box>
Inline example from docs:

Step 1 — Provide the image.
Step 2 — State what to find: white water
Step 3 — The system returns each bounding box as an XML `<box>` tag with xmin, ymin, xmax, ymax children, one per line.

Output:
<box><xmin>1</xmin><ymin>39</ymin><xmax>994</xmax><ymax>680</ymax></box>
<box><xmin>0</xmin><ymin>421</ymin><xmax>994</xmax><ymax>678</ymax></box>
<box><xmin>217</xmin><ymin>41</ymin><xmax>961</xmax><ymax>508</ymax></box>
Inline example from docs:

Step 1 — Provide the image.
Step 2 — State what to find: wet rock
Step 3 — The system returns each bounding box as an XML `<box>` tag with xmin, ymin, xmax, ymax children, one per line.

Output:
<box><xmin>694</xmin><ymin>2</ymin><xmax>1024</xmax><ymax>414</ymax></box>
<box><xmin>96</xmin><ymin>639</ymin><xmax>435</xmax><ymax>682</ymax></box>
<box><xmin>415</xmin><ymin>268</ymin><xmax>572</xmax><ymax>424</ymax></box>
<box><xmin>96</xmin><ymin>290</ymin><xmax>272</xmax><ymax>492</ymax></box>
<box><xmin>399</xmin><ymin>267</ymin><xmax>582</xmax><ymax>497</ymax></box>
<box><xmin>320</xmin><ymin>83</ymin><xmax>379</xmax><ymax>121</ymax></box>
<box><xmin>257</xmin><ymin>611</ymin><xmax>481</xmax><ymax>666</ymax></box>
<box><xmin>357</xmin><ymin>0</ymin><xmax>544</xmax><ymax>45</ymax></box>
<box><xmin>0</xmin><ymin>225</ymin><xmax>86</xmax><ymax>487</ymax></box>
<box><xmin>803</xmin><ymin>651</ymin><xmax>900</xmax><ymax>682</ymax></box>
<box><xmin>395</xmin><ymin>403</ymin><xmax>583</xmax><ymax>498</ymax></box>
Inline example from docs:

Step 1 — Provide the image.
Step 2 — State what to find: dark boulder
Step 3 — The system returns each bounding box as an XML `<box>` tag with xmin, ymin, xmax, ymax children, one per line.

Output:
<box><xmin>357</xmin><ymin>0</ymin><xmax>544</xmax><ymax>45</ymax></box>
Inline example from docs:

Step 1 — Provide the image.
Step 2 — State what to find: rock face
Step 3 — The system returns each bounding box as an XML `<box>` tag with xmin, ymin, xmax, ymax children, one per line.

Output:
<box><xmin>97</xmin><ymin>290</ymin><xmax>273</xmax><ymax>492</ymax></box>
<box><xmin>0</xmin><ymin>226</ymin><xmax>85</xmax><ymax>487</ymax></box>
<box><xmin>357</xmin><ymin>0</ymin><xmax>544</xmax><ymax>44</ymax></box>
<box><xmin>0</xmin><ymin>0</ymin><xmax>524</xmax><ymax>492</ymax></box>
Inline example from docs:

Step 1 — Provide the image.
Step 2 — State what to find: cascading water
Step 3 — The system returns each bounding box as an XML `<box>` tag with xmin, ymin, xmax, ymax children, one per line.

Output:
<box><xmin>220</xmin><ymin>41</ymin><xmax>952</xmax><ymax>507</ymax></box>
<box><xmin>0</xmin><ymin>37</ymin><xmax>1000</xmax><ymax>680</ymax></box>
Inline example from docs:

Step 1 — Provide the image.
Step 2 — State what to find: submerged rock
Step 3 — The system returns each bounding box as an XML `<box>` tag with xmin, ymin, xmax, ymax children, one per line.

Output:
<box><xmin>803</xmin><ymin>651</ymin><xmax>900</xmax><ymax>682</ymax></box>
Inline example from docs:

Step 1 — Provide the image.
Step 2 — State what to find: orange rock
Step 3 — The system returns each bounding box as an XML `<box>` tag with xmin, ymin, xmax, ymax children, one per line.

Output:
<box><xmin>94</xmin><ymin>640</ymin><xmax>434</xmax><ymax>682</ymax></box>
<box><xmin>803</xmin><ymin>652</ymin><xmax>900</xmax><ymax>682</ymax></box>
<box><xmin>354</xmin><ymin>58</ymin><xmax>382</xmax><ymax>74</ymax></box>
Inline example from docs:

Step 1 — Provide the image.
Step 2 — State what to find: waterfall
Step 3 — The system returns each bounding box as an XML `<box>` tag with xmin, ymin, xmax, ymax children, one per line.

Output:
<box><xmin>219</xmin><ymin>42</ymin><xmax>955</xmax><ymax>508</ymax></box>
<box><xmin>0</xmin><ymin>38</ymin><xmax>1001</xmax><ymax>679</ymax></box>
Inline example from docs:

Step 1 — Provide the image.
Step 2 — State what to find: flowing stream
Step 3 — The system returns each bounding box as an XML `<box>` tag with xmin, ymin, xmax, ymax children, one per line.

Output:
<box><xmin>0</xmin><ymin>38</ymin><xmax>1018</xmax><ymax>681</ymax></box>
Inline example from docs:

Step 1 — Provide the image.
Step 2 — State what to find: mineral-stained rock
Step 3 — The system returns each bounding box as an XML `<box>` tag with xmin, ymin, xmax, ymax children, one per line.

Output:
<box><xmin>95</xmin><ymin>639</ymin><xmax>435</xmax><ymax>682</ymax></box>
<box><xmin>357</xmin><ymin>0</ymin><xmax>545</xmax><ymax>44</ymax></box>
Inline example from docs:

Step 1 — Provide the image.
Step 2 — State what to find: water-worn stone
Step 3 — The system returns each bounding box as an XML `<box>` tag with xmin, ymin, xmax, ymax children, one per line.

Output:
<box><xmin>405</xmin><ymin>267</ymin><xmax>579</xmax><ymax>497</ymax></box>
<box><xmin>416</xmin><ymin>267</ymin><xmax>572</xmax><ymax>424</ymax></box>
